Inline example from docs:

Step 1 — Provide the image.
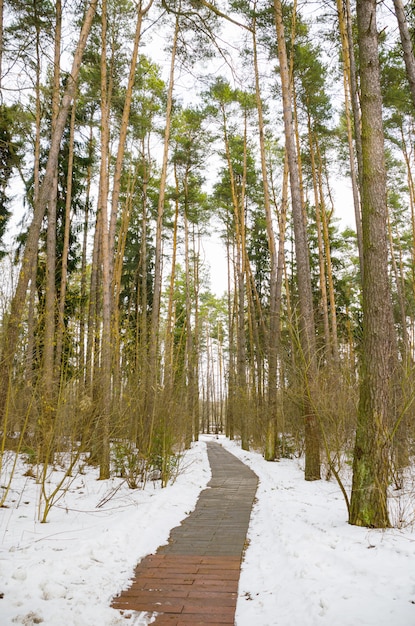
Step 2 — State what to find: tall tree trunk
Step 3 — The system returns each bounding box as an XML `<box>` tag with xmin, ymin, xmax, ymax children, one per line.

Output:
<box><xmin>133</xmin><ymin>140</ymin><xmax>150</xmax><ymax>445</ymax></box>
<box><xmin>236</xmin><ymin>233</ymin><xmax>247</xmax><ymax>449</ymax></box>
<box><xmin>387</xmin><ymin>215</ymin><xmax>408</xmax><ymax>358</ymax></box>
<box><xmin>226</xmin><ymin>236</ymin><xmax>235</xmax><ymax>440</ymax></box>
<box><xmin>24</xmin><ymin>0</ymin><xmax>43</xmax><ymax>403</ymax></box>
<box><xmin>41</xmin><ymin>0</ymin><xmax>62</xmax><ymax>446</ymax></box>
<box><xmin>97</xmin><ymin>0</ymin><xmax>111</xmax><ymax>480</ymax></box>
<box><xmin>316</xmin><ymin>142</ymin><xmax>340</xmax><ymax>364</ymax></box>
<box><xmin>336</xmin><ymin>0</ymin><xmax>365</xmax><ymax>277</ymax></box>
<box><xmin>349</xmin><ymin>0</ymin><xmax>397</xmax><ymax>528</ymax></box>
<box><xmin>252</xmin><ymin>11</ymin><xmax>279</xmax><ymax>461</ymax></box>
<box><xmin>55</xmin><ymin>100</ymin><xmax>76</xmax><ymax>378</ymax></box>
<box><xmin>345</xmin><ymin>0</ymin><xmax>365</xmax><ymax>233</ymax></box>
<box><xmin>184</xmin><ymin>208</ymin><xmax>194</xmax><ymax>448</ymax></box>
<box><xmin>307</xmin><ymin>117</ymin><xmax>331</xmax><ymax>358</ymax></box>
<box><xmin>112</xmin><ymin>164</ymin><xmax>137</xmax><ymax>403</ymax></box>
<box><xmin>147</xmin><ymin>14</ymin><xmax>179</xmax><ymax>441</ymax></box>
<box><xmin>400</xmin><ymin>126</ymin><xmax>415</xmax><ymax>328</ymax></box>
<box><xmin>25</xmin><ymin>262</ymin><xmax>37</xmax><ymax>389</ymax></box>
<box><xmin>0</xmin><ymin>0</ymin><xmax>98</xmax><ymax>427</ymax></box>
<box><xmin>273</xmin><ymin>0</ymin><xmax>320</xmax><ymax>480</ymax></box>
<box><xmin>219</xmin><ymin>102</ymin><xmax>249</xmax><ymax>449</ymax></box>
<box><xmin>108</xmin><ymin>0</ymin><xmax>154</xmax><ymax>283</ymax></box>
<box><xmin>164</xmin><ymin>163</ymin><xmax>180</xmax><ymax>394</ymax></box>
<box><xmin>269</xmin><ymin>150</ymin><xmax>289</xmax><ymax>378</ymax></box>
<box><xmin>79</xmin><ymin>121</ymin><xmax>93</xmax><ymax>387</ymax></box>
<box><xmin>191</xmin><ymin>224</ymin><xmax>200</xmax><ymax>442</ymax></box>
<box><xmin>85</xmin><ymin>207</ymin><xmax>101</xmax><ymax>395</ymax></box>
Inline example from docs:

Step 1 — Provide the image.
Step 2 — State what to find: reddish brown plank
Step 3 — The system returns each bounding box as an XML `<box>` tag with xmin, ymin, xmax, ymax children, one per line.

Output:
<box><xmin>111</xmin><ymin>442</ymin><xmax>258</xmax><ymax>625</ymax></box>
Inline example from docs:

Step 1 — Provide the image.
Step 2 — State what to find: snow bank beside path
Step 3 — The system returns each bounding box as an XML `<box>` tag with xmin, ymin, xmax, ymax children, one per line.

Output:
<box><xmin>218</xmin><ymin>436</ymin><xmax>415</xmax><ymax>626</ymax></box>
<box><xmin>0</xmin><ymin>441</ymin><xmax>211</xmax><ymax>626</ymax></box>
<box><xmin>2</xmin><ymin>434</ymin><xmax>415</xmax><ymax>626</ymax></box>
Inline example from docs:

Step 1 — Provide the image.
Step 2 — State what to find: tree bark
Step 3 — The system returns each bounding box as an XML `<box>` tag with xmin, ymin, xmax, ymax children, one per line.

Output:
<box><xmin>191</xmin><ymin>224</ymin><xmax>200</xmax><ymax>442</ymax></box>
<box><xmin>307</xmin><ymin>118</ymin><xmax>330</xmax><ymax>358</ymax></box>
<box><xmin>41</xmin><ymin>0</ymin><xmax>62</xmax><ymax>446</ymax></box>
<box><xmin>96</xmin><ymin>0</ymin><xmax>111</xmax><ymax>480</ymax></box>
<box><xmin>147</xmin><ymin>13</ymin><xmax>179</xmax><ymax>439</ymax></box>
<box><xmin>55</xmin><ymin>100</ymin><xmax>76</xmax><ymax>377</ymax></box>
<box><xmin>108</xmin><ymin>0</ymin><xmax>154</xmax><ymax>284</ymax></box>
<box><xmin>317</xmin><ymin>142</ymin><xmax>340</xmax><ymax>364</ymax></box>
<box><xmin>349</xmin><ymin>0</ymin><xmax>397</xmax><ymax>528</ymax></box>
<box><xmin>79</xmin><ymin>121</ymin><xmax>93</xmax><ymax>387</ymax></box>
<box><xmin>252</xmin><ymin>11</ymin><xmax>279</xmax><ymax>461</ymax></box>
<box><xmin>273</xmin><ymin>0</ymin><xmax>320</xmax><ymax>480</ymax></box>
<box><xmin>336</xmin><ymin>0</ymin><xmax>365</xmax><ymax>278</ymax></box>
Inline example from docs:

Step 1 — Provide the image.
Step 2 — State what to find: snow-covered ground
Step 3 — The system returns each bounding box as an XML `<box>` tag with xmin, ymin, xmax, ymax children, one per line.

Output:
<box><xmin>1</xmin><ymin>434</ymin><xmax>414</xmax><ymax>625</ymax></box>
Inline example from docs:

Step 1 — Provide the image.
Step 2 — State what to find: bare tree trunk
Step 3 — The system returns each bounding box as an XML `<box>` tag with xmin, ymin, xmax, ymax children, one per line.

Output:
<box><xmin>272</xmin><ymin>153</ymin><xmax>289</xmax><ymax>349</ymax></box>
<box><xmin>0</xmin><ymin>0</ymin><xmax>98</xmax><ymax>427</ymax></box>
<box><xmin>164</xmin><ymin>163</ymin><xmax>180</xmax><ymax>394</ymax></box>
<box><xmin>273</xmin><ymin>0</ymin><xmax>320</xmax><ymax>480</ymax></box>
<box><xmin>236</xmin><ymin>234</ymin><xmax>247</xmax><ymax>449</ymax></box>
<box><xmin>387</xmin><ymin>215</ymin><xmax>408</xmax><ymax>358</ymax></box>
<box><xmin>184</xmin><ymin>209</ymin><xmax>194</xmax><ymax>448</ymax></box>
<box><xmin>349</xmin><ymin>0</ymin><xmax>397</xmax><ymax>528</ymax></box>
<box><xmin>226</xmin><ymin>236</ymin><xmax>235</xmax><ymax>440</ymax></box>
<box><xmin>112</xmin><ymin>164</ymin><xmax>137</xmax><ymax>402</ymax></box>
<box><xmin>400</xmin><ymin>126</ymin><xmax>415</xmax><ymax>327</ymax></box>
<box><xmin>307</xmin><ymin>118</ymin><xmax>330</xmax><ymax>357</ymax></box>
<box><xmin>191</xmin><ymin>224</ymin><xmax>200</xmax><ymax>442</ymax></box>
<box><xmin>349</xmin><ymin>0</ymin><xmax>367</xmax><ymax>279</ymax></box>
<box><xmin>24</xmin><ymin>0</ymin><xmax>43</xmax><ymax>403</ymax></box>
<box><xmin>55</xmin><ymin>100</ymin><xmax>76</xmax><ymax>377</ymax></box>
<box><xmin>147</xmin><ymin>14</ymin><xmax>179</xmax><ymax>445</ymax></box>
<box><xmin>85</xmin><ymin>209</ymin><xmax>101</xmax><ymax>395</ymax></box>
<box><xmin>41</xmin><ymin>0</ymin><xmax>62</xmax><ymax>443</ymax></box>
<box><xmin>25</xmin><ymin>262</ymin><xmax>37</xmax><ymax>389</ymax></box>
<box><xmin>239</xmin><ymin>115</ymin><xmax>249</xmax><ymax>450</ymax></box>
<box><xmin>252</xmin><ymin>11</ymin><xmax>279</xmax><ymax>461</ymax></box>
<box><xmin>108</xmin><ymin>0</ymin><xmax>154</xmax><ymax>282</ymax></box>
<box><xmin>132</xmin><ymin>138</ymin><xmax>150</xmax><ymax>446</ymax></box>
<box><xmin>97</xmin><ymin>0</ymin><xmax>111</xmax><ymax>480</ymax></box>
<box><xmin>42</xmin><ymin>172</ymin><xmax>57</xmax><ymax>437</ymax></box>
<box><xmin>317</xmin><ymin>143</ymin><xmax>340</xmax><ymax>364</ymax></box>
<box><xmin>336</xmin><ymin>0</ymin><xmax>364</xmax><ymax>277</ymax></box>
<box><xmin>79</xmin><ymin>121</ymin><xmax>93</xmax><ymax>387</ymax></box>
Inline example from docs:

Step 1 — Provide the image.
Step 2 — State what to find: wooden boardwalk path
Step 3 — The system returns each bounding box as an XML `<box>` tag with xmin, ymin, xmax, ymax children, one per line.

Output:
<box><xmin>112</xmin><ymin>441</ymin><xmax>258</xmax><ymax>625</ymax></box>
